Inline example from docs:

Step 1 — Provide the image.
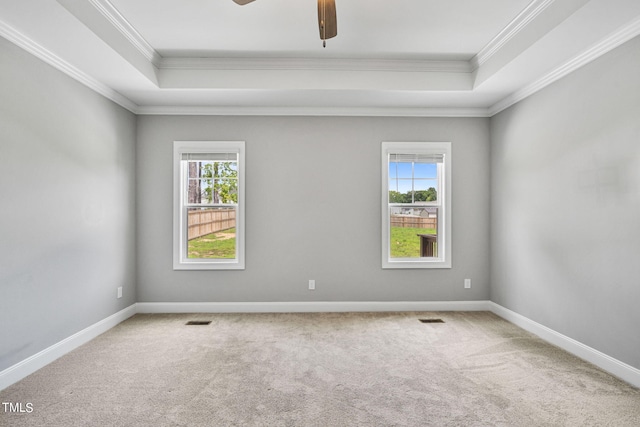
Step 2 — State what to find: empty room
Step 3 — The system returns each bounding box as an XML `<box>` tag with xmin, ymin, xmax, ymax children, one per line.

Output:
<box><xmin>1</xmin><ymin>0</ymin><xmax>640</xmax><ymax>425</ymax></box>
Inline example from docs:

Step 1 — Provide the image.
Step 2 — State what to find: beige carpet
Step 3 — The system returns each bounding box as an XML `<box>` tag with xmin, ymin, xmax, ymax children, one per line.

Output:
<box><xmin>1</xmin><ymin>311</ymin><xmax>639</xmax><ymax>426</ymax></box>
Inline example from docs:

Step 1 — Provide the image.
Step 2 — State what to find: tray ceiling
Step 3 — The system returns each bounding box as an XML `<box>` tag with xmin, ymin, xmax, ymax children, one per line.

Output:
<box><xmin>1</xmin><ymin>0</ymin><xmax>639</xmax><ymax>116</ymax></box>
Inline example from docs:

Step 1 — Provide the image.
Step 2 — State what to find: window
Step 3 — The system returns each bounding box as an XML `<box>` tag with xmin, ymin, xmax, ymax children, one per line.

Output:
<box><xmin>382</xmin><ymin>142</ymin><xmax>451</xmax><ymax>269</ymax></box>
<box><xmin>173</xmin><ymin>141</ymin><xmax>245</xmax><ymax>270</ymax></box>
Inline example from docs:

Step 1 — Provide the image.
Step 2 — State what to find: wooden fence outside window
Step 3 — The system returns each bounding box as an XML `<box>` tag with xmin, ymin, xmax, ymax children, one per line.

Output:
<box><xmin>188</xmin><ymin>208</ymin><xmax>236</xmax><ymax>240</ymax></box>
<box><xmin>390</xmin><ymin>215</ymin><xmax>437</xmax><ymax>230</ymax></box>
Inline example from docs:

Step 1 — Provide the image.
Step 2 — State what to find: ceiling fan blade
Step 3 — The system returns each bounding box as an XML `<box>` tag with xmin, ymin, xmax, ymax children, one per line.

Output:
<box><xmin>317</xmin><ymin>0</ymin><xmax>337</xmax><ymax>40</ymax></box>
<box><xmin>233</xmin><ymin>0</ymin><xmax>256</xmax><ymax>5</ymax></box>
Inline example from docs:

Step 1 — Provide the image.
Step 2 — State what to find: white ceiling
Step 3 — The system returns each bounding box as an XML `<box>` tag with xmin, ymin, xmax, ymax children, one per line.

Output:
<box><xmin>1</xmin><ymin>0</ymin><xmax>639</xmax><ymax>116</ymax></box>
<box><xmin>107</xmin><ymin>0</ymin><xmax>529</xmax><ymax>59</ymax></box>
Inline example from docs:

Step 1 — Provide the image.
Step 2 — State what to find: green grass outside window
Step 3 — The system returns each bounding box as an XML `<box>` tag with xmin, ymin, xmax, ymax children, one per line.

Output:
<box><xmin>188</xmin><ymin>228</ymin><xmax>236</xmax><ymax>259</ymax></box>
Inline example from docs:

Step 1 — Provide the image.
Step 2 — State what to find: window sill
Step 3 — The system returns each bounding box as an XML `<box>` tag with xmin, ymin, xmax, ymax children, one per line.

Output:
<box><xmin>173</xmin><ymin>260</ymin><xmax>245</xmax><ymax>271</ymax></box>
<box><xmin>382</xmin><ymin>258</ymin><xmax>451</xmax><ymax>269</ymax></box>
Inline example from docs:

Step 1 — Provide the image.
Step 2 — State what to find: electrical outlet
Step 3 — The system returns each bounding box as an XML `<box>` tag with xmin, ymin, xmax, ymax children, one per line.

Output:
<box><xmin>308</xmin><ymin>280</ymin><xmax>315</xmax><ymax>290</ymax></box>
<box><xmin>464</xmin><ymin>279</ymin><xmax>471</xmax><ymax>289</ymax></box>
<box><xmin>117</xmin><ymin>287</ymin><xmax>123</xmax><ymax>298</ymax></box>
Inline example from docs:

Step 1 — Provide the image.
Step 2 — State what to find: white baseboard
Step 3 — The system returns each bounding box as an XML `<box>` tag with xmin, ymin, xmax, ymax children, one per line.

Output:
<box><xmin>0</xmin><ymin>304</ymin><xmax>137</xmax><ymax>391</ymax></box>
<box><xmin>135</xmin><ymin>300</ymin><xmax>492</xmax><ymax>314</ymax></box>
<box><xmin>489</xmin><ymin>302</ymin><xmax>640</xmax><ymax>389</ymax></box>
<box><xmin>3</xmin><ymin>301</ymin><xmax>638</xmax><ymax>392</ymax></box>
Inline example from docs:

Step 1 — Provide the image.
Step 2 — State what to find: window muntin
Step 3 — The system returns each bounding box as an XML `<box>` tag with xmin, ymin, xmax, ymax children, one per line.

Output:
<box><xmin>174</xmin><ymin>142</ymin><xmax>245</xmax><ymax>270</ymax></box>
<box><xmin>382</xmin><ymin>143</ymin><xmax>451</xmax><ymax>269</ymax></box>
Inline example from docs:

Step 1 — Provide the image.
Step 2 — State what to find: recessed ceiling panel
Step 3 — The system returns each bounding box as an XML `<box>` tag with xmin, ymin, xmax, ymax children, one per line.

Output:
<box><xmin>108</xmin><ymin>0</ymin><xmax>532</xmax><ymax>58</ymax></box>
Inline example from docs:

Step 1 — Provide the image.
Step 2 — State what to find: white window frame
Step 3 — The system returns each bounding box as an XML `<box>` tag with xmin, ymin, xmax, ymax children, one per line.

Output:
<box><xmin>382</xmin><ymin>142</ymin><xmax>451</xmax><ymax>269</ymax></box>
<box><xmin>173</xmin><ymin>141</ymin><xmax>245</xmax><ymax>270</ymax></box>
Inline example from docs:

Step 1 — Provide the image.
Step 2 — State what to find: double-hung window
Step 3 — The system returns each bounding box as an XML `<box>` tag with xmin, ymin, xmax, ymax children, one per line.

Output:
<box><xmin>382</xmin><ymin>142</ymin><xmax>451</xmax><ymax>268</ymax></box>
<box><xmin>173</xmin><ymin>141</ymin><xmax>245</xmax><ymax>270</ymax></box>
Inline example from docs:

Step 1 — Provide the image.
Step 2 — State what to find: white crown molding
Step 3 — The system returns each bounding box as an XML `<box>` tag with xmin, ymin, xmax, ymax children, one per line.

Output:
<box><xmin>159</xmin><ymin>57</ymin><xmax>471</xmax><ymax>73</ymax></box>
<box><xmin>136</xmin><ymin>105</ymin><xmax>491</xmax><ymax>118</ymax></box>
<box><xmin>470</xmin><ymin>0</ymin><xmax>556</xmax><ymax>71</ymax></box>
<box><xmin>0</xmin><ymin>19</ymin><xmax>138</xmax><ymax>113</ymax></box>
<box><xmin>489</xmin><ymin>15</ymin><xmax>640</xmax><ymax>116</ymax></box>
<box><xmin>87</xmin><ymin>0</ymin><xmax>162</xmax><ymax>66</ymax></box>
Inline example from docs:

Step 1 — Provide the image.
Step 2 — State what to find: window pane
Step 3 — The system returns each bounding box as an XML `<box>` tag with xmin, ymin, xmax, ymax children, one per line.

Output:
<box><xmin>413</xmin><ymin>162</ymin><xmax>437</xmax><ymax>178</ymax></box>
<box><xmin>389</xmin><ymin>189</ymin><xmax>410</xmax><ymax>203</ymax></box>
<box><xmin>388</xmin><ymin>158</ymin><xmax>439</xmax><ymax>204</ymax></box>
<box><xmin>212</xmin><ymin>178</ymin><xmax>238</xmax><ymax>204</ymax></box>
<box><xmin>201</xmin><ymin>179</ymin><xmax>214</xmax><ymax>203</ymax></box>
<box><xmin>389</xmin><ymin>161</ymin><xmax>413</xmax><ymax>178</ymax></box>
<box><xmin>389</xmin><ymin>207</ymin><xmax>438</xmax><ymax>258</ymax></box>
<box><xmin>413</xmin><ymin>181</ymin><xmax>438</xmax><ymax>199</ymax></box>
<box><xmin>185</xmin><ymin>160</ymin><xmax>238</xmax><ymax>205</ymax></box>
<box><xmin>187</xmin><ymin>207</ymin><xmax>236</xmax><ymax>259</ymax></box>
<box><xmin>187</xmin><ymin>161</ymin><xmax>202</xmax><ymax>204</ymax></box>
<box><xmin>212</xmin><ymin>161</ymin><xmax>238</xmax><ymax>178</ymax></box>
<box><xmin>396</xmin><ymin>179</ymin><xmax>415</xmax><ymax>194</ymax></box>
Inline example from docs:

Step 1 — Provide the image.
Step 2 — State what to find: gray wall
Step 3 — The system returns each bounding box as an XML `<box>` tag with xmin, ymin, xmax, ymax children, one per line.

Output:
<box><xmin>11</xmin><ymin>18</ymin><xmax>638</xmax><ymax>380</ymax></box>
<box><xmin>0</xmin><ymin>38</ymin><xmax>137</xmax><ymax>371</ymax></box>
<box><xmin>136</xmin><ymin>116</ymin><xmax>490</xmax><ymax>303</ymax></box>
<box><xmin>490</xmin><ymin>36</ymin><xmax>640</xmax><ymax>369</ymax></box>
